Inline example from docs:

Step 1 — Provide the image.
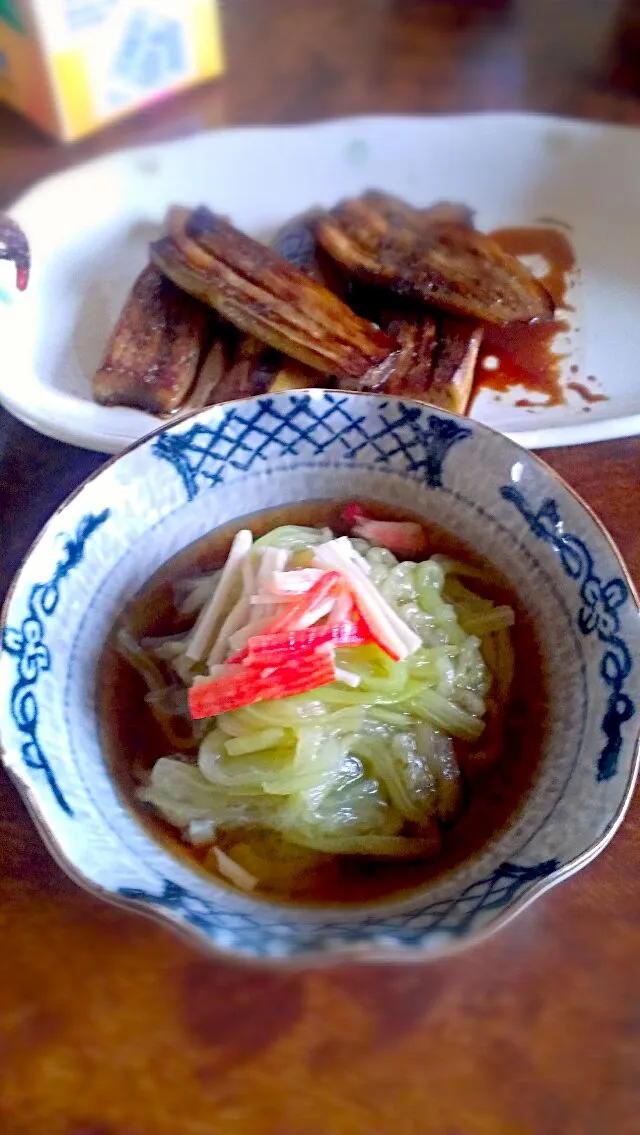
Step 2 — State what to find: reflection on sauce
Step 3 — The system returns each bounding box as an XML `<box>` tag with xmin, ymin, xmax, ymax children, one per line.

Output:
<box><xmin>567</xmin><ymin>381</ymin><xmax>609</xmax><ymax>404</ymax></box>
<box><xmin>472</xmin><ymin>226</ymin><xmax>576</xmax><ymax>409</ymax></box>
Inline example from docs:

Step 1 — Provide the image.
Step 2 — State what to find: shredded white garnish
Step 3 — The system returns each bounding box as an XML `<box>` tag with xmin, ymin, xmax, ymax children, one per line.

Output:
<box><xmin>186</xmin><ymin>819</ymin><xmax>217</xmax><ymax>846</ymax></box>
<box><xmin>186</xmin><ymin>529</ymin><xmax>253</xmax><ymax>662</ymax></box>
<box><xmin>314</xmin><ymin>539</ymin><xmax>421</xmax><ymax>659</ymax></box>
<box><xmin>212</xmin><ymin>847</ymin><xmax>258</xmax><ymax>891</ymax></box>
<box><xmin>334</xmin><ymin>666</ymin><xmax>362</xmax><ymax>688</ymax></box>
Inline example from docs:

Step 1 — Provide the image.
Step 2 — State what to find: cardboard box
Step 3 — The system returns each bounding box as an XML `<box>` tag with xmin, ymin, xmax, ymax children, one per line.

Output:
<box><xmin>0</xmin><ymin>0</ymin><xmax>224</xmax><ymax>141</ymax></box>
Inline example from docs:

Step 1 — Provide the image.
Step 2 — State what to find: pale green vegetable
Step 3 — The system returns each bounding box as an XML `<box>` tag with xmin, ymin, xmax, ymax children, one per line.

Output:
<box><xmin>460</xmin><ymin>606</ymin><xmax>514</xmax><ymax>636</ymax></box>
<box><xmin>134</xmin><ymin>524</ymin><xmax>515</xmax><ymax>872</ymax></box>
<box><xmin>254</xmin><ymin>525</ymin><xmax>333</xmax><ymax>550</ymax></box>
<box><xmin>287</xmin><ymin>831</ymin><xmax>441</xmax><ymax>858</ymax></box>
<box><xmin>415</xmin><ymin>723</ymin><xmax>464</xmax><ymax>822</ymax></box>
<box><xmin>139</xmin><ymin>757</ymin><xmax>284</xmax><ymax>827</ymax></box>
<box><xmin>408</xmin><ymin>687</ymin><xmax>485</xmax><ymax>741</ymax></box>
<box><xmin>224</xmin><ymin>728</ymin><xmax>287</xmax><ymax>756</ymax></box>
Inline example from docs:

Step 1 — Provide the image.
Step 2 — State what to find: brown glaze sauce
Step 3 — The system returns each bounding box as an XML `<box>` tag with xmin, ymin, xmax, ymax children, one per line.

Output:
<box><xmin>567</xmin><ymin>381</ymin><xmax>609</xmax><ymax>405</ymax></box>
<box><xmin>473</xmin><ymin>225</ymin><xmax>577</xmax><ymax>408</ymax></box>
<box><xmin>99</xmin><ymin>500</ymin><xmax>548</xmax><ymax>907</ymax></box>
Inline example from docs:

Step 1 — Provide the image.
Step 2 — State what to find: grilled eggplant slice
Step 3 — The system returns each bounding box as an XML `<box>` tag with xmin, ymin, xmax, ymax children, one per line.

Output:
<box><xmin>221</xmin><ymin>335</ymin><xmax>282</xmax><ymax>399</ymax></box>
<box><xmin>93</xmin><ymin>265</ymin><xmax>211</xmax><ymax>414</ymax></box>
<box><xmin>268</xmin><ymin>359</ymin><xmax>323</xmax><ymax>393</ymax></box>
<box><xmin>427</xmin><ymin>318</ymin><xmax>483</xmax><ymax>415</ymax></box>
<box><xmin>355</xmin><ymin>191</ymin><xmax>474</xmax><ymax>233</ymax></box>
<box><xmin>181</xmin><ymin>321</ymin><xmax>242</xmax><ymax>410</ymax></box>
<box><xmin>198</xmin><ymin>215</ymin><xmax>345</xmax><ymax>405</ymax></box>
<box><xmin>271</xmin><ymin>211</ymin><xmax>345</xmax><ymax>294</ymax></box>
<box><xmin>183</xmin><ymin>338</ymin><xmax>229</xmax><ymax>409</ymax></box>
<box><xmin>210</xmin><ymin>215</ymin><xmax>346</xmax><ymax>404</ymax></box>
<box><xmin>363</xmin><ymin>306</ymin><xmax>480</xmax><ymax>414</ymax></box>
<box><xmin>150</xmin><ymin>206</ymin><xmax>397</xmax><ymax>386</ymax></box>
<box><xmin>421</xmin><ymin>200</ymin><xmax>475</xmax><ymax>228</ymax></box>
<box><xmin>314</xmin><ymin>194</ymin><xmax>554</xmax><ymax>325</ymax></box>
<box><xmin>382</xmin><ymin>314</ymin><xmax>438</xmax><ymax>396</ymax></box>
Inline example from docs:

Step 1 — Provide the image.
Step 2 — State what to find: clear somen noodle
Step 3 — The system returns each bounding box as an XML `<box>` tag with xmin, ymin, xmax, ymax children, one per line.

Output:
<box><xmin>102</xmin><ymin>501</ymin><xmax>534</xmax><ymax>901</ymax></box>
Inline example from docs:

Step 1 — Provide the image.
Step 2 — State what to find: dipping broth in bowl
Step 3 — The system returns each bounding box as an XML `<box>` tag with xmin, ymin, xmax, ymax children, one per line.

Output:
<box><xmin>99</xmin><ymin>499</ymin><xmax>547</xmax><ymax>905</ymax></box>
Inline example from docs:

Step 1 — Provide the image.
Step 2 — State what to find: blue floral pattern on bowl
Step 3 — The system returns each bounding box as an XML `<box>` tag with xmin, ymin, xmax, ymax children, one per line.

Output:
<box><xmin>1</xmin><ymin>392</ymin><xmax>638</xmax><ymax>961</ymax></box>
<box><xmin>2</xmin><ymin>510</ymin><xmax>110</xmax><ymax>815</ymax></box>
<box><xmin>501</xmin><ymin>488</ymin><xmax>634</xmax><ymax>782</ymax></box>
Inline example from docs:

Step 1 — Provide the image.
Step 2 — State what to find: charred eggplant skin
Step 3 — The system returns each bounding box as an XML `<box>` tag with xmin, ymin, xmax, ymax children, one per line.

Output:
<box><xmin>93</xmin><ymin>192</ymin><xmax>557</xmax><ymax>418</ymax></box>
<box><xmin>150</xmin><ymin>206</ymin><xmax>397</xmax><ymax>384</ymax></box>
<box><xmin>93</xmin><ymin>265</ymin><xmax>211</xmax><ymax>415</ymax></box>
<box><xmin>314</xmin><ymin>192</ymin><xmax>554</xmax><ymax>326</ymax></box>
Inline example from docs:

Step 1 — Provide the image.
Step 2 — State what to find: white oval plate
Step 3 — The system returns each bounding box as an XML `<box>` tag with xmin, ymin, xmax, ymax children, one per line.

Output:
<box><xmin>2</xmin><ymin>113</ymin><xmax>640</xmax><ymax>455</ymax></box>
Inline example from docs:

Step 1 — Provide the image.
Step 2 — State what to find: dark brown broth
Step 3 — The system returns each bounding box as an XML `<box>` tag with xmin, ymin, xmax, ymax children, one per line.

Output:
<box><xmin>99</xmin><ymin>500</ymin><xmax>548</xmax><ymax>906</ymax></box>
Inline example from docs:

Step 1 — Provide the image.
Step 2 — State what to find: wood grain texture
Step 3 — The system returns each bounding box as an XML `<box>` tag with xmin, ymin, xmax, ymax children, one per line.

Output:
<box><xmin>1</xmin><ymin>2</ymin><xmax>639</xmax><ymax>1133</ymax></box>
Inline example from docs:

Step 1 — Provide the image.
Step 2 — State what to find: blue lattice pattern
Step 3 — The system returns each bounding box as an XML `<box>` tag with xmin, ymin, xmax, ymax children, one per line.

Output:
<box><xmin>153</xmin><ymin>394</ymin><xmax>472</xmax><ymax>501</ymax></box>
<box><xmin>119</xmin><ymin>859</ymin><xmax>559</xmax><ymax>956</ymax></box>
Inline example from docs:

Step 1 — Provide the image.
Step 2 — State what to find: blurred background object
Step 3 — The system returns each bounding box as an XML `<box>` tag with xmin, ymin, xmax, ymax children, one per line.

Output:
<box><xmin>604</xmin><ymin>0</ymin><xmax>640</xmax><ymax>93</ymax></box>
<box><xmin>4</xmin><ymin>1</ymin><xmax>640</xmax><ymax>209</ymax></box>
<box><xmin>0</xmin><ymin>0</ymin><xmax>224</xmax><ymax>140</ymax></box>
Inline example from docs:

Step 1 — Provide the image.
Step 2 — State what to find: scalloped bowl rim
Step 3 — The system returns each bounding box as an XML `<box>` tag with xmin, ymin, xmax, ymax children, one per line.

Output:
<box><xmin>1</xmin><ymin>390</ymin><xmax>638</xmax><ymax>963</ymax></box>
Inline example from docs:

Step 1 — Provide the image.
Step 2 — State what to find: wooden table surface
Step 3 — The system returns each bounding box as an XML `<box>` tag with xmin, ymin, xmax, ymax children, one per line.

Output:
<box><xmin>1</xmin><ymin>3</ymin><xmax>639</xmax><ymax>1133</ymax></box>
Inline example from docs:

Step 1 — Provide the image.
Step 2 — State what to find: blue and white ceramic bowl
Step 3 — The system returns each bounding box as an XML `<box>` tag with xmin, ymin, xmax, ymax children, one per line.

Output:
<box><xmin>1</xmin><ymin>392</ymin><xmax>638</xmax><ymax>962</ymax></box>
